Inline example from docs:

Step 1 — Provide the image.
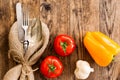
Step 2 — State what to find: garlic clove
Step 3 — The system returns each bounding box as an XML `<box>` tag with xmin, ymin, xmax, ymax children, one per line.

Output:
<box><xmin>74</xmin><ymin>60</ymin><xmax>94</xmax><ymax>79</ymax></box>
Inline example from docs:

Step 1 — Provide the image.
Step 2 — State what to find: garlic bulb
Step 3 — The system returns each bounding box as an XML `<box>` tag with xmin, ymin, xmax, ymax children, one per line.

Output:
<box><xmin>74</xmin><ymin>60</ymin><xmax>94</xmax><ymax>79</ymax></box>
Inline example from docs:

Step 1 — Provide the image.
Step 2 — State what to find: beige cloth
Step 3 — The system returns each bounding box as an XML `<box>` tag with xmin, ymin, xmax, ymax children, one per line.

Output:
<box><xmin>3</xmin><ymin>19</ymin><xmax>49</xmax><ymax>80</ymax></box>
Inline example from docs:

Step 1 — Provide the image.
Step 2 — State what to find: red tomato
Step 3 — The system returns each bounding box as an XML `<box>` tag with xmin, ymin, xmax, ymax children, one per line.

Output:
<box><xmin>54</xmin><ymin>34</ymin><xmax>76</xmax><ymax>56</ymax></box>
<box><xmin>40</xmin><ymin>56</ymin><xmax>63</xmax><ymax>78</ymax></box>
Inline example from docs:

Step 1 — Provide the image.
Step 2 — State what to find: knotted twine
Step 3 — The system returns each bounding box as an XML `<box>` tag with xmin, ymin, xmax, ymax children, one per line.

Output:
<box><xmin>3</xmin><ymin>19</ymin><xmax>49</xmax><ymax>80</ymax></box>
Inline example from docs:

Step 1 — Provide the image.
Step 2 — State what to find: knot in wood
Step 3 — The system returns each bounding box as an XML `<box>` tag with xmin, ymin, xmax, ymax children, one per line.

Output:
<box><xmin>41</xmin><ymin>3</ymin><xmax>51</xmax><ymax>11</ymax></box>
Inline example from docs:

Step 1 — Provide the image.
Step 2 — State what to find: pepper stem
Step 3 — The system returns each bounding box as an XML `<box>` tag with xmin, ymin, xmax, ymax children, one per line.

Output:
<box><xmin>60</xmin><ymin>42</ymin><xmax>68</xmax><ymax>53</ymax></box>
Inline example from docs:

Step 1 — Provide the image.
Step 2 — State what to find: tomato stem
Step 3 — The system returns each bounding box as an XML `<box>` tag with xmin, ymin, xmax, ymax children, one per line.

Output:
<box><xmin>48</xmin><ymin>64</ymin><xmax>56</xmax><ymax>72</ymax></box>
<box><xmin>60</xmin><ymin>42</ymin><xmax>67</xmax><ymax>53</ymax></box>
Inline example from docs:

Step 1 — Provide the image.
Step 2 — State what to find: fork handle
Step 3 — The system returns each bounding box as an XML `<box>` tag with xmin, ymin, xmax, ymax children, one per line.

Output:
<box><xmin>24</xmin><ymin>29</ymin><xmax>28</xmax><ymax>40</ymax></box>
<box><xmin>23</xmin><ymin>40</ymin><xmax>29</xmax><ymax>53</ymax></box>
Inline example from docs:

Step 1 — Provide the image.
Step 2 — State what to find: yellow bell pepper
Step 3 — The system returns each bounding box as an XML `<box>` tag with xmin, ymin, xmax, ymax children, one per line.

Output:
<box><xmin>83</xmin><ymin>32</ymin><xmax>120</xmax><ymax>67</ymax></box>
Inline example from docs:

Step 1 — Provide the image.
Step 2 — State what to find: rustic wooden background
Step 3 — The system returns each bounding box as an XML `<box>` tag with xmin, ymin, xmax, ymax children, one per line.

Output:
<box><xmin>0</xmin><ymin>0</ymin><xmax>120</xmax><ymax>80</ymax></box>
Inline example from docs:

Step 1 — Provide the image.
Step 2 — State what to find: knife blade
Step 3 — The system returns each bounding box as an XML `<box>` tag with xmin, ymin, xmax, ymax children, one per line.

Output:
<box><xmin>16</xmin><ymin>2</ymin><xmax>24</xmax><ymax>42</ymax></box>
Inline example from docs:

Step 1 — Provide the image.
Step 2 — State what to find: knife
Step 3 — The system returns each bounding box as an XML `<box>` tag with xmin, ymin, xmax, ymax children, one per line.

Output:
<box><xmin>16</xmin><ymin>2</ymin><xmax>24</xmax><ymax>42</ymax></box>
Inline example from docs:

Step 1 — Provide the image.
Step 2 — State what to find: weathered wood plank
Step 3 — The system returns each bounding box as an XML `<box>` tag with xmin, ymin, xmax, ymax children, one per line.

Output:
<box><xmin>100</xmin><ymin>0</ymin><xmax>120</xmax><ymax>80</ymax></box>
<box><xmin>69</xmin><ymin>0</ymin><xmax>82</xmax><ymax>80</ymax></box>
<box><xmin>39</xmin><ymin>0</ymin><xmax>72</xmax><ymax>80</ymax></box>
<box><xmin>0</xmin><ymin>0</ymin><xmax>14</xmax><ymax>79</ymax></box>
<box><xmin>80</xmin><ymin>0</ymin><xmax>100</xmax><ymax>80</ymax></box>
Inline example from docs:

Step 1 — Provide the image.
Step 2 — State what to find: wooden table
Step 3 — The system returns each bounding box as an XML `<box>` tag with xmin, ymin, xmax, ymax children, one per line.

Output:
<box><xmin>0</xmin><ymin>0</ymin><xmax>120</xmax><ymax>80</ymax></box>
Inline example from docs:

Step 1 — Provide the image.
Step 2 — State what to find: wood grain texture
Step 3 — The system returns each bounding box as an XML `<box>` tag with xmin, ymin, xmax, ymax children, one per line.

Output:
<box><xmin>0</xmin><ymin>0</ymin><xmax>120</xmax><ymax>80</ymax></box>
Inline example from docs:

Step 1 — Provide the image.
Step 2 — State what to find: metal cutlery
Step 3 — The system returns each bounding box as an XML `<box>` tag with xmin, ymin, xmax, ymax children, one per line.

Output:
<box><xmin>22</xmin><ymin>6</ymin><xmax>29</xmax><ymax>53</ymax></box>
<box><xmin>16</xmin><ymin>3</ymin><xmax>24</xmax><ymax>42</ymax></box>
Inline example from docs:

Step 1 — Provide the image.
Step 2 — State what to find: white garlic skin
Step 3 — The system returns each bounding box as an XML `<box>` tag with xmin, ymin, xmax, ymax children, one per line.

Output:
<box><xmin>74</xmin><ymin>60</ymin><xmax>94</xmax><ymax>79</ymax></box>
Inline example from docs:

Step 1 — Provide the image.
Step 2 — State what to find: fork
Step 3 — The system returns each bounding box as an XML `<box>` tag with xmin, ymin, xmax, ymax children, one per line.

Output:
<box><xmin>22</xmin><ymin>8</ymin><xmax>29</xmax><ymax>53</ymax></box>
